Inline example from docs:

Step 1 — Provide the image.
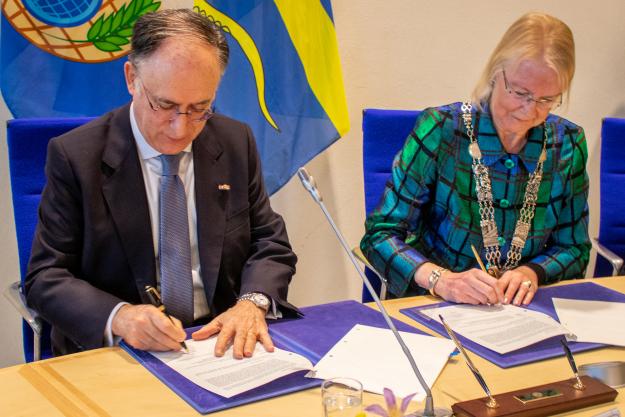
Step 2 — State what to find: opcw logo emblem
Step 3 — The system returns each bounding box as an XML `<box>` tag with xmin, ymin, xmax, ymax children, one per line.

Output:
<box><xmin>2</xmin><ymin>0</ymin><xmax>160</xmax><ymax>62</ymax></box>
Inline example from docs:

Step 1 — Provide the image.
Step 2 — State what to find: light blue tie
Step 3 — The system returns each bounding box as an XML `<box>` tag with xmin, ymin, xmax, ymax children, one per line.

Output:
<box><xmin>159</xmin><ymin>153</ymin><xmax>194</xmax><ymax>326</ymax></box>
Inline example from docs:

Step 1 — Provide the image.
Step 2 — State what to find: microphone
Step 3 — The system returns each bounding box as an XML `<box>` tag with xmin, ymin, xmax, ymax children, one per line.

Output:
<box><xmin>297</xmin><ymin>167</ymin><xmax>451</xmax><ymax>417</ymax></box>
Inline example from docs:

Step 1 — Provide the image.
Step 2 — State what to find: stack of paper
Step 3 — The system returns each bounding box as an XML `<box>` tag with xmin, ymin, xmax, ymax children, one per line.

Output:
<box><xmin>152</xmin><ymin>338</ymin><xmax>313</xmax><ymax>398</ymax></box>
<box><xmin>419</xmin><ymin>304</ymin><xmax>570</xmax><ymax>354</ymax></box>
<box><xmin>309</xmin><ymin>324</ymin><xmax>456</xmax><ymax>400</ymax></box>
<box><xmin>553</xmin><ymin>298</ymin><xmax>625</xmax><ymax>346</ymax></box>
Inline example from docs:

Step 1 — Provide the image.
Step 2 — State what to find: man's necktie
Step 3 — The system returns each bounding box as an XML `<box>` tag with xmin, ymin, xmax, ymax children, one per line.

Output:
<box><xmin>159</xmin><ymin>153</ymin><xmax>194</xmax><ymax>326</ymax></box>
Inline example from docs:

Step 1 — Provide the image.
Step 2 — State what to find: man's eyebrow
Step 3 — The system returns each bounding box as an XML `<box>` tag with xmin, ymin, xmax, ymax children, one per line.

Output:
<box><xmin>156</xmin><ymin>97</ymin><xmax>212</xmax><ymax>107</ymax></box>
<box><xmin>192</xmin><ymin>99</ymin><xmax>212</xmax><ymax>106</ymax></box>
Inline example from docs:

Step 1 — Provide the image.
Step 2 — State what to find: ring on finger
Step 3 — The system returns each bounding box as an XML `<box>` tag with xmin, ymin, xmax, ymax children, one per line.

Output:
<box><xmin>521</xmin><ymin>280</ymin><xmax>532</xmax><ymax>289</ymax></box>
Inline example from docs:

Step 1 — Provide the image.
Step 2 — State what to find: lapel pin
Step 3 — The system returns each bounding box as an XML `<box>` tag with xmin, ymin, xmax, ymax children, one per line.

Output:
<box><xmin>218</xmin><ymin>184</ymin><xmax>231</xmax><ymax>191</ymax></box>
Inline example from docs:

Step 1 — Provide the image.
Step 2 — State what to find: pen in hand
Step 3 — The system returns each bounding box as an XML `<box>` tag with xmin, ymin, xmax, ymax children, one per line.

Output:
<box><xmin>470</xmin><ymin>244</ymin><xmax>501</xmax><ymax>305</ymax></box>
<box><xmin>145</xmin><ymin>285</ymin><xmax>189</xmax><ymax>353</ymax></box>
<box><xmin>560</xmin><ymin>337</ymin><xmax>585</xmax><ymax>390</ymax></box>
<box><xmin>470</xmin><ymin>244</ymin><xmax>488</xmax><ymax>274</ymax></box>
<box><xmin>439</xmin><ymin>314</ymin><xmax>499</xmax><ymax>409</ymax></box>
<box><xmin>470</xmin><ymin>244</ymin><xmax>499</xmax><ymax>279</ymax></box>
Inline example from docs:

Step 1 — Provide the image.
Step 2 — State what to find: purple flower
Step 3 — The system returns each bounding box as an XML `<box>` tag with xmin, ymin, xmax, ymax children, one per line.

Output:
<box><xmin>365</xmin><ymin>388</ymin><xmax>417</xmax><ymax>417</ymax></box>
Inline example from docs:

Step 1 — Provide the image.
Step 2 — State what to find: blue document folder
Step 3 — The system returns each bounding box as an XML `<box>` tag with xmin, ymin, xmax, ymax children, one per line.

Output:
<box><xmin>400</xmin><ymin>281</ymin><xmax>625</xmax><ymax>368</ymax></box>
<box><xmin>121</xmin><ymin>299</ymin><xmax>427</xmax><ymax>414</ymax></box>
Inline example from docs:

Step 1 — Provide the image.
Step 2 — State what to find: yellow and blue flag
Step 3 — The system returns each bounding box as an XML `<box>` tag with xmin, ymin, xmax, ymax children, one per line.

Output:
<box><xmin>195</xmin><ymin>0</ymin><xmax>349</xmax><ymax>193</ymax></box>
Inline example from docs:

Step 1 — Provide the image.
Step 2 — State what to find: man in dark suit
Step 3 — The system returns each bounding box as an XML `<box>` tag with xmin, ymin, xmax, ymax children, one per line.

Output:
<box><xmin>25</xmin><ymin>9</ymin><xmax>298</xmax><ymax>358</ymax></box>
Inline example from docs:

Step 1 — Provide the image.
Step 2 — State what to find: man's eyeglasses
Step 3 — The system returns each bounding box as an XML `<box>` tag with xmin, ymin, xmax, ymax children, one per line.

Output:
<box><xmin>138</xmin><ymin>77</ymin><xmax>214</xmax><ymax>123</ymax></box>
<box><xmin>501</xmin><ymin>69</ymin><xmax>562</xmax><ymax>111</ymax></box>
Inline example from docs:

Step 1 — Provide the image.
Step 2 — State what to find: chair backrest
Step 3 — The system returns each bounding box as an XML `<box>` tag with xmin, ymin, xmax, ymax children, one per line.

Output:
<box><xmin>7</xmin><ymin>117</ymin><xmax>94</xmax><ymax>361</ymax></box>
<box><xmin>361</xmin><ymin>109</ymin><xmax>421</xmax><ymax>301</ymax></box>
<box><xmin>595</xmin><ymin>117</ymin><xmax>625</xmax><ymax>277</ymax></box>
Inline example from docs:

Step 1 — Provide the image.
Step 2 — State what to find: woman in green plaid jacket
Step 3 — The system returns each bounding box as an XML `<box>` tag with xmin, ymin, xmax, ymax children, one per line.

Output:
<box><xmin>361</xmin><ymin>12</ymin><xmax>590</xmax><ymax>306</ymax></box>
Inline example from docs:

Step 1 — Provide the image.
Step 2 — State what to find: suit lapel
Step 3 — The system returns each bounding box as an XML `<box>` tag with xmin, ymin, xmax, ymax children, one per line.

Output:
<box><xmin>101</xmin><ymin>106</ymin><xmax>156</xmax><ymax>302</ymax></box>
<box><xmin>193</xmin><ymin>129</ymin><xmax>226</xmax><ymax>307</ymax></box>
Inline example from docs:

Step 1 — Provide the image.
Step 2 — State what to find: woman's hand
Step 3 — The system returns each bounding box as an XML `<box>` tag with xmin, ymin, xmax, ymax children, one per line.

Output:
<box><xmin>434</xmin><ymin>269</ymin><xmax>504</xmax><ymax>304</ymax></box>
<box><xmin>415</xmin><ymin>263</ymin><xmax>503</xmax><ymax>305</ymax></box>
<box><xmin>497</xmin><ymin>266</ymin><xmax>539</xmax><ymax>305</ymax></box>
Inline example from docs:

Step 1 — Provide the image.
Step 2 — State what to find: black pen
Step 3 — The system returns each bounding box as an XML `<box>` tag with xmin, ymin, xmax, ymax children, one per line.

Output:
<box><xmin>145</xmin><ymin>285</ymin><xmax>189</xmax><ymax>353</ymax></box>
<box><xmin>560</xmin><ymin>338</ymin><xmax>584</xmax><ymax>389</ymax></box>
<box><xmin>439</xmin><ymin>314</ymin><xmax>499</xmax><ymax>409</ymax></box>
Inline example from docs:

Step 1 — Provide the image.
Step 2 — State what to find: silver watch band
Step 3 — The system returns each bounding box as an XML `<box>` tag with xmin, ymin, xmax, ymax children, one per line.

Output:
<box><xmin>238</xmin><ymin>292</ymin><xmax>270</xmax><ymax>312</ymax></box>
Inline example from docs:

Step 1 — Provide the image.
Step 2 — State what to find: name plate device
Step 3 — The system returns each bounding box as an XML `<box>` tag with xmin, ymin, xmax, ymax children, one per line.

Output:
<box><xmin>452</xmin><ymin>375</ymin><xmax>617</xmax><ymax>417</ymax></box>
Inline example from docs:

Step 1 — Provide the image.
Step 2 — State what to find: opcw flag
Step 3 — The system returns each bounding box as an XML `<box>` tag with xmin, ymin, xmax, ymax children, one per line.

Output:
<box><xmin>1</xmin><ymin>0</ymin><xmax>348</xmax><ymax>193</ymax></box>
<box><xmin>0</xmin><ymin>0</ymin><xmax>171</xmax><ymax>117</ymax></box>
<box><xmin>195</xmin><ymin>0</ymin><xmax>349</xmax><ymax>193</ymax></box>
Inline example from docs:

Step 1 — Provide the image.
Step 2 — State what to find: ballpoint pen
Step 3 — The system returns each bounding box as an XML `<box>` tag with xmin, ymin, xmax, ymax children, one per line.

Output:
<box><xmin>470</xmin><ymin>244</ymin><xmax>488</xmax><ymax>274</ymax></box>
<box><xmin>470</xmin><ymin>244</ymin><xmax>499</xmax><ymax>278</ymax></box>
<box><xmin>439</xmin><ymin>314</ymin><xmax>499</xmax><ymax>409</ymax></box>
<box><xmin>145</xmin><ymin>285</ymin><xmax>189</xmax><ymax>353</ymax></box>
<box><xmin>560</xmin><ymin>337</ymin><xmax>585</xmax><ymax>390</ymax></box>
<box><xmin>470</xmin><ymin>244</ymin><xmax>501</xmax><ymax>305</ymax></box>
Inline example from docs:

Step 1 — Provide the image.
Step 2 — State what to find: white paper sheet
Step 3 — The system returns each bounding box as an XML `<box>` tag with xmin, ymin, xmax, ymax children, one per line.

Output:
<box><xmin>308</xmin><ymin>324</ymin><xmax>456</xmax><ymax>400</ymax></box>
<box><xmin>419</xmin><ymin>304</ymin><xmax>569</xmax><ymax>354</ymax></box>
<box><xmin>151</xmin><ymin>338</ymin><xmax>313</xmax><ymax>398</ymax></box>
<box><xmin>553</xmin><ymin>297</ymin><xmax>625</xmax><ymax>346</ymax></box>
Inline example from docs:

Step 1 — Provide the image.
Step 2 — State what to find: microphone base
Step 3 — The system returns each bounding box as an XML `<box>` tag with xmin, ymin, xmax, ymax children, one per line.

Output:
<box><xmin>409</xmin><ymin>407</ymin><xmax>453</xmax><ymax>417</ymax></box>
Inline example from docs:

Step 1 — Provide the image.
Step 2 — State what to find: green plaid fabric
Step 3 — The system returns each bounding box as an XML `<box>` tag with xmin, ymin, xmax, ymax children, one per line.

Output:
<box><xmin>360</xmin><ymin>102</ymin><xmax>590</xmax><ymax>297</ymax></box>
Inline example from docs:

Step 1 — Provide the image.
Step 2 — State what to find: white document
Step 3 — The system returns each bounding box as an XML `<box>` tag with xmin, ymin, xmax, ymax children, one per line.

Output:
<box><xmin>151</xmin><ymin>338</ymin><xmax>313</xmax><ymax>398</ymax></box>
<box><xmin>309</xmin><ymin>324</ymin><xmax>456</xmax><ymax>400</ymax></box>
<box><xmin>419</xmin><ymin>304</ymin><xmax>569</xmax><ymax>354</ymax></box>
<box><xmin>553</xmin><ymin>297</ymin><xmax>625</xmax><ymax>346</ymax></box>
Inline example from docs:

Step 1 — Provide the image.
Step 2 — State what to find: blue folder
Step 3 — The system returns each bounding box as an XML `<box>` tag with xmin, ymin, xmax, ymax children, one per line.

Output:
<box><xmin>121</xmin><ymin>300</ymin><xmax>427</xmax><ymax>414</ymax></box>
<box><xmin>401</xmin><ymin>281</ymin><xmax>625</xmax><ymax>368</ymax></box>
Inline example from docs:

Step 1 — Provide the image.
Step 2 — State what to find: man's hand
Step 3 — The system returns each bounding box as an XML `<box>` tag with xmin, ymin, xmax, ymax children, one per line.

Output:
<box><xmin>191</xmin><ymin>301</ymin><xmax>272</xmax><ymax>359</ymax></box>
<box><xmin>111</xmin><ymin>304</ymin><xmax>186</xmax><ymax>351</ymax></box>
<box><xmin>497</xmin><ymin>266</ymin><xmax>539</xmax><ymax>306</ymax></box>
<box><xmin>434</xmin><ymin>269</ymin><xmax>504</xmax><ymax>305</ymax></box>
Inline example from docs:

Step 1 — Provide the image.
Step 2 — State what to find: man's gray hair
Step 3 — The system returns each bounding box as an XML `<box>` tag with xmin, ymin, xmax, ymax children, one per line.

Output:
<box><xmin>129</xmin><ymin>9</ymin><xmax>229</xmax><ymax>71</ymax></box>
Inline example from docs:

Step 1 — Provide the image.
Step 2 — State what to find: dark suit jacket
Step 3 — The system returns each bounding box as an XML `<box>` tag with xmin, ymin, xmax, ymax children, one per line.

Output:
<box><xmin>25</xmin><ymin>104</ymin><xmax>298</xmax><ymax>356</ymax></box>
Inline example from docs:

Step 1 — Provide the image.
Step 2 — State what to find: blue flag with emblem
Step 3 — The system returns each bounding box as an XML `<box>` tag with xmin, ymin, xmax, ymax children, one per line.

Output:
<box><xmin>1</xmin><ymin>0</ymin><xmax>349</xmax><ymax>193</ymax></box>
<box><xmin>0</xmin><ymin>0</ymin><xmax>167</xmax><ymax>117</ymax></box>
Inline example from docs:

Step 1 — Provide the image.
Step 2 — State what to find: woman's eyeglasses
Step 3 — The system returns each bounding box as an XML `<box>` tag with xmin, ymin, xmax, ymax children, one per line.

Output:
<box><xmin>502</xmin><ymin>69</ymin><xmax>562</xmax><ymax>111</ymax></box>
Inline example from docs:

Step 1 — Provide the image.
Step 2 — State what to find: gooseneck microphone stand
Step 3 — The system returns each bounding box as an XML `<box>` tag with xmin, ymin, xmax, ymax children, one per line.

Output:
<box><xmin>297</xmin><ymin>167</ymin><xmax>451</xmax><ymax>417</ymax></box>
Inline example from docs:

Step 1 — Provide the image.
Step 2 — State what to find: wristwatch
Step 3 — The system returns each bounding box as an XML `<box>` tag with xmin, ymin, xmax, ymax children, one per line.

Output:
<box><xmin>238</xmin><ymin>292</ymin><xmax>271</xmax><ymax>313</ymax></box>
<box><xmin>426</xmin><ymin>267</ymin><xmax>448</xmax><ymax>297</ymax></box>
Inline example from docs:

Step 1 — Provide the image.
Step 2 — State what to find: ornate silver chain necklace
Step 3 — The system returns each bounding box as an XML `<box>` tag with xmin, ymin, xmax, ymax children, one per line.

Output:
<box><xmin>461</xmin><ymin>102</ymin><xmax>547</xmax><ymax>277</ymax></box>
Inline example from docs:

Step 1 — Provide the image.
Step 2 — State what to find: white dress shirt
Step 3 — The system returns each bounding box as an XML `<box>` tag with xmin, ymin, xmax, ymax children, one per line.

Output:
<box><xmin>104</xmin><ymin>104</ymin><xmax>209</xmax><ymax>345</ymax></box>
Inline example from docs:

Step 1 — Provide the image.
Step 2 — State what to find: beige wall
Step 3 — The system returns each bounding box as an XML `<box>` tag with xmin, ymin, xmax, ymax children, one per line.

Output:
<box><xmin>1</xmin><ymin>0</ymin><xmax>624</xmax><ymax>367</ymax></box>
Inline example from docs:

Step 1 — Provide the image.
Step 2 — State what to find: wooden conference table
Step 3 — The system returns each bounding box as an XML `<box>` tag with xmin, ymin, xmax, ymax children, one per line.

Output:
<box><xmin>2</xmin><ymin>277</ymin><xmax>624</xmax><ymax>416</ymax></box>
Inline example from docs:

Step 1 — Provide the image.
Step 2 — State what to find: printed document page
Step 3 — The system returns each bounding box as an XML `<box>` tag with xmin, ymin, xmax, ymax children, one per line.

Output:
<box><xmin>553</xmin><ymin>298</ymin><xmax>625</xmax><ymax>346</ymax></box>
<box><xmin>151</xmin><ymin>338</ymin><xmax>313</xmax><ymax>398</ymax></box>
<box><xmin>309</xmin><ymin>324</ymin><xmax>456</xmax><ymax>400</ymax></box>
<box><xmin>419</xmin><ymin>304</ymin><xmax>569</xmax><ymax>354</ymax></box>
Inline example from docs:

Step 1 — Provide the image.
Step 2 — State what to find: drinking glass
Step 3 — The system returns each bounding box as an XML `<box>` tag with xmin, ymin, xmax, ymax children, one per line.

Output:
<box><xmin>321</xmin><ymin>377</ymin><xmax>363</xmax><ymax>417</ymax></box>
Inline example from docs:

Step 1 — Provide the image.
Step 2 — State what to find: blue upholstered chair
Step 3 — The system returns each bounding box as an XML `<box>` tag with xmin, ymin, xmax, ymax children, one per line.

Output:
<box><xmin>593</xmin><ymin>117</ymin><xmax>625</xmax><ymax>277</ymax></box>
<box><xmin>4</xmin><ymin>117</ymin><xmax>94</xmax><ymax>362</ymax></box>
<box><xmin>359</xmin><ymin>109</ymin><xmax>421</xmax><ymax>302</ymax></box>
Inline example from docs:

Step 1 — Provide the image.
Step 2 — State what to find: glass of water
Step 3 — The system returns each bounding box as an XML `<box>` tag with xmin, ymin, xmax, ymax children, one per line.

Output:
<box><xmin>321</xmin><ymin>377</ymin><xmax>363</xmax><ymax>417</ymax></box>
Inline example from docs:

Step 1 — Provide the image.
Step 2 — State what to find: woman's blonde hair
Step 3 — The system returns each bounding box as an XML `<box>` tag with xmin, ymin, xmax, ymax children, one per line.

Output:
<box><xmin>472</xmin><ymin>12</ymin><xmax>575</xmax><ymax>110</ymax></box>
